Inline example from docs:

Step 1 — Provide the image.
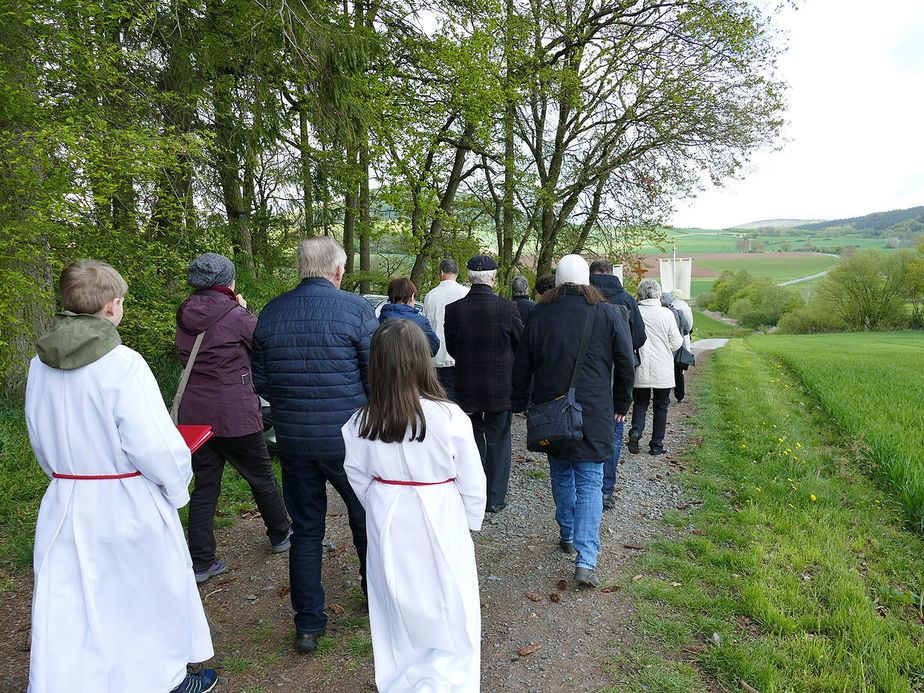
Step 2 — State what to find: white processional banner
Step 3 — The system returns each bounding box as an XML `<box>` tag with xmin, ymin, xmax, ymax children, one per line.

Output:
<box><xmin>658</xmin><ymin>258</ymin><xmax>692</xmax><ymax>299</ymax></box>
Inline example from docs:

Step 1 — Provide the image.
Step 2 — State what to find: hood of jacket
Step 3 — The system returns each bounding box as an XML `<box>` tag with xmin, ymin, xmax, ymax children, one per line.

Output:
<box><xmin>35</xmin><ymin>312</ymin><xmax>121</xmax><ymax>370</ymax></box>
<box><xmin>177</xmin><ymin>290</ymin><xmax>239</xmax><ymax>335</ymax></box>
<box><xmin>589</xmin><ymin>273</ymin><xmax>626</xmax><ymax>299</ymax></box>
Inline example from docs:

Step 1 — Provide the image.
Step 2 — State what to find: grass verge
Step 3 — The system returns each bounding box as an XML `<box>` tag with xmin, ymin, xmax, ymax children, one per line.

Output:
<box><xmin>615</xmin><ymin>339</ymin><xmax>924</xmax><ymax>691</ymax></box>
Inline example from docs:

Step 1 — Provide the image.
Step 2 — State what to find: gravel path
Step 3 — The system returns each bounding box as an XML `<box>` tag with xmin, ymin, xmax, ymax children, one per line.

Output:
<box><xmin>0</xmin><ymin>369</ymin><xmax>709</xmax><ymax>693</ymax></box>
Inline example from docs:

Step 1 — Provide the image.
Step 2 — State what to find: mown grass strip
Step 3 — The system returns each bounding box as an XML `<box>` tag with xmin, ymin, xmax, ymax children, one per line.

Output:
<box><xmin>749</xmin><ymin>331</ymin><xmax>924</xmax><ymax>530</ymax></box>
<box><xmin>613</xmin><ymin>339</ymin><xmax>924</xmax><ymax>692</ymax></box>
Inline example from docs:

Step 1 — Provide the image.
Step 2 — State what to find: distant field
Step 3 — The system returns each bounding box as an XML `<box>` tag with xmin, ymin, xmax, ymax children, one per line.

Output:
<box><xmin>646</xmin><ymin>253</ymin><xmax>839</xmax><ymax>298</ymax></box>
<box><xmin>692</xmin><ymin>254</ymin><xmax>837</xmax><ymax>282</ymax></box>
<box><xmin>749</xmin><ymin>331</ymin><xmax>924</xmax><ymax>529</ymax></box>
<box><xmin>638</xmin><ymin>231</ymin><xmax>744</xmax><ymax>254</ymax></box>
<box><xmin>638</xmin><ymin>229</ymin><xmax>895</xmax><ymax>255</ymax></box>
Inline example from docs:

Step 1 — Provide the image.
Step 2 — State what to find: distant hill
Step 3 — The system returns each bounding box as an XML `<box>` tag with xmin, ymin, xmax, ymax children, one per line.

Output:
<box><xmin>794</xmin><ymin>206</ymin><xmax>924</xmax><ymax>234</ymax></box>
<box><xmin>732</xmin><ymin>219</ymin><xmax>827</xmax><ymax>230</ymax></box>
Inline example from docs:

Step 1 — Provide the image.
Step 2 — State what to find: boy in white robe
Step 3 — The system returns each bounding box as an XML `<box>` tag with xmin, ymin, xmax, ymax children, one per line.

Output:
<box><xmin>24</xmin><ymin>260</ymin><xmax>216</xmax><ymax>693</ymax></box>
<box><xmin>342</xmin><ymin>318</ymin><xmax>486</xmax><ymax>692</ymax></box>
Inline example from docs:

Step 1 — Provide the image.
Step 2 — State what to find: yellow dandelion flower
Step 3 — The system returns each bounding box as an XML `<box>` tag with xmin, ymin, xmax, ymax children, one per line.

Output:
<box><xmin>756</xmin><ymin>487</ymin><xmax>761</xmax><ymax>492</ymax></box>
<box><xmin>741</xmin><ymin>444</ymin><xmax>746</xmax><ymax>449</ymax></box>
<box><xmin>796</xmin><ymin>442</ymin><xmax>802</xmax><ymax>449</ymax></box>
<box><xmin>810</xmin><ymin>495</ymin><xmax>816</xmax><ymax>502</ymax></box>
<box><xmin>788</xmin><ymin>503</ymin><xmax>794</xmax><ymax>509</ymax></box>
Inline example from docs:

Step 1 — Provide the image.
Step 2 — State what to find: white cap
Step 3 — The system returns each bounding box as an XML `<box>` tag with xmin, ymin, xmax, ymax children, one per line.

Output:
<box><xmin>555</xmin><ymin>254</ymin><xmax>590</xmax><ymax>286</ymax></box>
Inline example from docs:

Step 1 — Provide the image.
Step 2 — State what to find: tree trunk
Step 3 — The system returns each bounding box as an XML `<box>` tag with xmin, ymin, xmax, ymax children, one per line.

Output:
<box><xmin>409</xmin><ymin>124</ymin><xmax>474</xmax><ymax>288</ymax></box>
<box><xmin>342</xmin><ymin>148</ymin><xmax>358</xmax><ymax>275</ymax></box>
<box><xmin>359</xmin><ymin>139</ymin><xmax>371</xmax><ymax>293</ymax></box>
<box><xmin>298</xmin><ymin>89</ymin><xmax>314</xmax><ymax>238</ymax></box>
<box><xmin>500</xmin><ymin>0</ymin><xmax>515</xmax><ymax>287</ymax></box>
<box><xmin>214</xmin><ymin>76</ymin><xmax>251</xmax><ymax>266</ymax></box>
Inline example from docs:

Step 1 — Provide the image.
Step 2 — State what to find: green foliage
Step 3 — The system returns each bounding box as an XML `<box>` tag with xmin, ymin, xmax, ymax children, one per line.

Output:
<box><xmin>0</xmin><ymin>401</ymin><xmax>44</xmax><ymax>569</ymax></box>
<box><xmin>622</xmin><ymin>339</ymin><xmax>924</xmax><ymax>690</ymax></box>
<box><xmin>815</xmin><ymin>250</ymin><xmax>913</xmax><ymax>330</ymax></box>
<box><xmin>707</xmin><ymin>270</ymin><xmax>757</xmax><ymax>313</ymax></box>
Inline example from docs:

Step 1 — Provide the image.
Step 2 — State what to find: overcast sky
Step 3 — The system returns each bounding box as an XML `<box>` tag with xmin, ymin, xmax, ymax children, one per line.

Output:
<box><xmin>670</xmin><ymin>0</ymin><xmax>924</xmax><ymax>230</ymax></box>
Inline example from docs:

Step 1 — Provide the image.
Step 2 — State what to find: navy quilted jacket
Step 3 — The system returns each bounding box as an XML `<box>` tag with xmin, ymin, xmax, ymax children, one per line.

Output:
<box><xmin>251</xmin><ymin>277</ymin><xmax>379</xmax><ymax>462</ymax></box>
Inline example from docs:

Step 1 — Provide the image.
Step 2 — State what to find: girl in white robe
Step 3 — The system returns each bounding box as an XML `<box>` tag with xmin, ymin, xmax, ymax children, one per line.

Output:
<box><xmin>342</xmin><ymin>318</ymin><xmax>486</xmax><ymax>692</ymax></box>
<box><xmin>24</xmin><ymin>260</ymin><xmax>213</xmax><ymax>693</ymax></box>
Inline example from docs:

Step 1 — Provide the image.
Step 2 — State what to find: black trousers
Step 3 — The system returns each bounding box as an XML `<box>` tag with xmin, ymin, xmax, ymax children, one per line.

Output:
<box><xmin>630</xmin><ymin>388</ymin><xmax>671</xmax><ymax>453</ymax></box>
<box><xmin>436</xmin><ymin>367</ymin><xmax>457</xmax><ymax>402</ymax></box>
<box><xmin>188</xmin><ymin>432</ymin><xmax>290</xmax><ymax>572</ymax></box>
<box><xmin>469</xmin><ymin>410</ymin><xmax>512</xmax><ymax>507</ymax></box>
<box><xmin>674</xmin><ymin>365</ymin><xmax>686</xmax><ymax>401</ymax></box>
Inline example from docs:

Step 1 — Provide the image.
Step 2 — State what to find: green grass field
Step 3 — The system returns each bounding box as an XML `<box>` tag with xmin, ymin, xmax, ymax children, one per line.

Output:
<box><xmin>748</xmin><ymin>331</ymin><xmax>924</xmax><ymax>529</ymax></box>
<box><xmin>693</xmin><ymin>255</ymin><xmax>837</xmax><ymax>283</ymax></box>
<box><xmin>690</xmin><ymin>309</ymin><xmax>752</xmax><ymax>339</ymax></box>
<box><xmin>620</xmin><ymin>336</ymin><xmax>924</xmax><ymax>691</ymax></box>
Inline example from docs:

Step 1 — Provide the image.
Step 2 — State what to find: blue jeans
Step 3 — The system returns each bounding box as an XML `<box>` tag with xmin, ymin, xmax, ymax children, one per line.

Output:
<box><xmin>547</xmin><ymin>456</ymin><xmax>604</xmax><ymax>570</ymax></box>
<box><xmin>281</xmin><ymin>459</ymin><xmax>367</xmax><ymax>635</ymax></box>
<box><xmin>601</xmin><ymin>419</ymin><xmax>625</xmax><ymax>499</ymax></box>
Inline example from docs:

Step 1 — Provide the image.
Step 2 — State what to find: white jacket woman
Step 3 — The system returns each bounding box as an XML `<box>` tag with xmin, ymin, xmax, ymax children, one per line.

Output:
<box><xmin>634</xmin><ymin>298</ymin><xmax>682</xmax><ymax>388</ymax></box>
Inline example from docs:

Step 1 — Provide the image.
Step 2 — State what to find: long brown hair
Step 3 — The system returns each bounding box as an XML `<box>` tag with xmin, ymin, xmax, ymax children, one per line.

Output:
<box><xmin>356</xmin><ymin>319</ymin><xmax>447</xmax><ymax>443</ymax></box>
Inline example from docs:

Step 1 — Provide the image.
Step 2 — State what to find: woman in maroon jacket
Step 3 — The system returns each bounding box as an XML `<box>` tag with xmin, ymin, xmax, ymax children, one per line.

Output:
<box><xmin>176</xmin><ymin>253</ymin><xmax>291</xmax><ymax>583</ymax></box>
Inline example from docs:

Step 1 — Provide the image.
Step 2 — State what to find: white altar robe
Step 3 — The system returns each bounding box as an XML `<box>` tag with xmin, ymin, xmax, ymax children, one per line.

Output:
<box><xmin>25</xmin><ymin>346</ymin><xmax>213</xmax><ymax>693</ymax></box>
<box><xmin>343</xmin><ymin>399</ymin><xmax>486</xmax><ymax>692</ymax></box>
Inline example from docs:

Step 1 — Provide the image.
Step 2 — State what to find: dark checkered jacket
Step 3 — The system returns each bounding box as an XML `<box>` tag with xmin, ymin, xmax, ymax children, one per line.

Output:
<box><xmin>444</xmin><ymin>284</ymin><xmax>523</xmax><ymax>412</ymax></box>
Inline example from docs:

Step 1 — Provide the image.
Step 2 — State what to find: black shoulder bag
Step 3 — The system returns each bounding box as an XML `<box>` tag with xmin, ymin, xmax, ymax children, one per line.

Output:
<box><xmin>526</xmin><ymin>307</ymin><xmax>596</xmax><ymax>453</ymax></box>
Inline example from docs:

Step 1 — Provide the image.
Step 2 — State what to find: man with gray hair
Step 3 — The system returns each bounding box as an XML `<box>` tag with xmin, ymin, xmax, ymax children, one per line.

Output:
<box><xmin>422</xmin><ymin>258</ymin><xmax>469</xmax><ymax>401</ymax></box>
<box><xmin>444</xmin><ymin>255</ymin><xmax>523</xmax><ymax>512</ymax></box>
<box><xmin>511</xmin><ymin>274</ymin><xmax>536</xmax><ymax>324</ymax></box>
<box><xmin>252</xmin><ymin>236</ymin><xmax>379</xmax><ymax>654</ymax></box>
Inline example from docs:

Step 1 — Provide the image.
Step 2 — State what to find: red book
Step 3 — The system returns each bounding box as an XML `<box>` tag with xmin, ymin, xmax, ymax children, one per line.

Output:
<box><xmin>176</xmin><ymin>425</ymin><xmax>213</xmax><ymax>453</ymax></box>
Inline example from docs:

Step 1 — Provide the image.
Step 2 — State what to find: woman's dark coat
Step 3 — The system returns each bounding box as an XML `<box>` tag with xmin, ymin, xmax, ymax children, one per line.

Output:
<box><xmin>176</xmin><ymin>290</ymin><xmax>262</xmax><ymax>437</ymax></box>
<box><xmin>511</xmin><ymin>287</ymin><xmax>635</xmax><ymax>462</ymax></box>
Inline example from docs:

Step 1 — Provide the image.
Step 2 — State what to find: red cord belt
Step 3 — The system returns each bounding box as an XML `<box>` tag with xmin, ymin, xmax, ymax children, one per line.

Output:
<box><xmin>52</xmin><ymin>471</ymin><xmax>142</xmax><ymax>480</ymax></box>
<box><xmin>373</xmin><ymin>476</ymin><xmax>455</xmax><ymax>486</ymax></box>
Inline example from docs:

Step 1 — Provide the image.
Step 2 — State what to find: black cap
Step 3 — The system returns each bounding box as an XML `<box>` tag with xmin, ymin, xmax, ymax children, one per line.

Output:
<box><xmin>466</xmin><ymin>254</ymin><xmax>498</xmax><ymax>271</ymax></box>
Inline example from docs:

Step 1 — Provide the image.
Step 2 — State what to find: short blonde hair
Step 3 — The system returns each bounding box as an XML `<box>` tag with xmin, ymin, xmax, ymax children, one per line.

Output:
<box><xmin>59</xmin><ymin>260</ymin><xmax>128</xmax><ymax>314</ymax></box>
<box><xmin>297</xmin><ymin>236</ymin><xmax>347</xmax><ymax>279</ymax></box>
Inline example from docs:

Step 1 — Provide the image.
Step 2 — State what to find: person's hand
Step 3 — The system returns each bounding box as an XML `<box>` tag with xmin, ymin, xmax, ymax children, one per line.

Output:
<box><xmin>614</xmin><ymin>413</ymin><xmax>626</xmax><ymax>423</ymax></box>
<box><xmin>236</xmin><ymin>293</ymin><xmax>248</xmax><ymax>309</ymax></box>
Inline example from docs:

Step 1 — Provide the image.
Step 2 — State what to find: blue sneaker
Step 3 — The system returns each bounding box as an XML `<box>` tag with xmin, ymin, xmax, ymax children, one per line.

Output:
<box><xmin>170</xmin><ymin>669</ymin><xmax>217</xmax><ymax>692</ymax></box>
<box><xmin>270</xmin><ymin>527</ymin><xmax>293</xmax><ymax>554</ymax></box>
<box><xmin>194</xmin><ymin>560</ymin><xmax>226</xmax><ymax>584</ymax></box>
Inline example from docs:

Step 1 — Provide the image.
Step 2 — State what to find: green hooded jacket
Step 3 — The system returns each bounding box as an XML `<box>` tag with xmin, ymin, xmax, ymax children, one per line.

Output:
<box><xmin>35</xmin><ymin>312</ymin><xmax>122</xmax><ymax>370</ymax></box>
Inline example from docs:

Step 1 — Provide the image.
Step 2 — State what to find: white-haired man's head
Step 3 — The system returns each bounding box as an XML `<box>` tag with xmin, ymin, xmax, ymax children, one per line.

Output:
<box><xmin>468</xmin><ymin>269</ymin><xmax>497</xmax><ymax>286</ymax></box>
<box><xmin>297</xmin><ymin>237</ymin><xmax>347</xmax><ymax>285</ymax></box>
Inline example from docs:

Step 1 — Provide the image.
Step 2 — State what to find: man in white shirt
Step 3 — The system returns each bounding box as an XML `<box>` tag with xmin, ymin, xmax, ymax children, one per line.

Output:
<box><xmin>423</xmin><ymin>258</ymin><xmax>469</xmax><ymax>401</ymax></box>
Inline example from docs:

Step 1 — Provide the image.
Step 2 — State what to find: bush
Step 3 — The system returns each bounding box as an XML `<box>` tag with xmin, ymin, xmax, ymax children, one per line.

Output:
<box><xmin>816</xmin><ymin>250</ymin><xmax>912</xmax><ymax>330</ymax></box>
<box><xmin>696</xmin><ymin>291</ymin><xmax>715</xmax><ymax>309</ymax></box>
<box><xmin>776</xmin><ymin>304</ymin><xmax>846</xmax><ymax>334</ymax></box>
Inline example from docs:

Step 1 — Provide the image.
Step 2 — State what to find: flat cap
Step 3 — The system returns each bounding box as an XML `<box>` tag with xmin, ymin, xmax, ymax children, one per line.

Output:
<box><xmin>467</xmin><ymin>254</ymin><xmax>498</xmax><ymax>271</ymax></box>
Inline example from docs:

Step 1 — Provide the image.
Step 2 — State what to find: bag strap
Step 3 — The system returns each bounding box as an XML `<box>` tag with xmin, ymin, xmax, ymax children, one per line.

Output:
<box><xmin>567</xmin><ymin>306</ymin><xmax>597</xmax><ymax>392</ymax></box>
<box><xmin>170</xmin><ymin>331</ymin><xmax>205</xmax><ymax>425</ymax></box>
